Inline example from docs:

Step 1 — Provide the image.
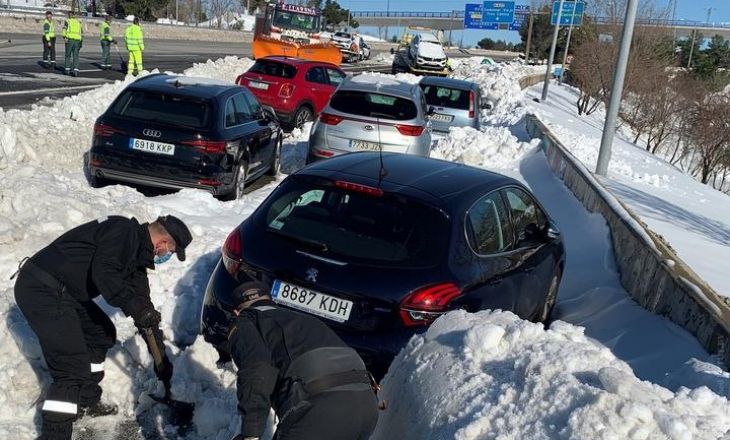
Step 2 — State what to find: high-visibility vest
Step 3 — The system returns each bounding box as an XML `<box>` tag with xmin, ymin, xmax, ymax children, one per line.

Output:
<box><xmin>62</xmin><ymin>18</ymin><xmax>82</xmax><ymax>41</ymax></box>
<box><xmin>125</xmin><ymin>24</ymin><xmax>144</xmax><ymax>51</ymax></box>
<box><xmin>43</xmin><ymin>19</ymin><xmax>55</xmax><ymax>40</ymax></box>
<box><xmin>100</xmin><ymin>21</ymin><xmax>112</xmax><ymax>41</ymax></box>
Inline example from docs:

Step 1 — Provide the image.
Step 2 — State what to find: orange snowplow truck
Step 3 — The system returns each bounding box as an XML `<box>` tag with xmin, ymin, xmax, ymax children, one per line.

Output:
<box><xmin>253</xmin><ymin>1</ymin><xmax>342</xmax><ymax>66</ymax></box>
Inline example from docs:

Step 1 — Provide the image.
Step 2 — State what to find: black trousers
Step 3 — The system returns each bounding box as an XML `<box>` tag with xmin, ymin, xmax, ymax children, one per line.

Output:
<box><xmin>14</xmin><ymin>268</ymin><xmax>116</xmax><ymax>440</ymax></box>
<box><xmin>42</xmin><ymin>36</ymin><xmax>56</xmax><ymax>63</ymax></box>
<box><xmin>275</xmin><ymin>389</ymin><xmax>378</xmax><ymax>440</ymax></box>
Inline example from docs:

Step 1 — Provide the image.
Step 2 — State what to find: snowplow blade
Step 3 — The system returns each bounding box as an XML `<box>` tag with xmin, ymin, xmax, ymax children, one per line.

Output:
<box><xmin>253</xmin><ymin>36</ymin><xmax>342</xmax><ymax>66</ymax></box>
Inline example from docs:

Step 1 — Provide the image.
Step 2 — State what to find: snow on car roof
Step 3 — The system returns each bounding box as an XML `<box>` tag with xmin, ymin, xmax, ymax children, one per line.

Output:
<box><xmin>350</xmin><ymin>73</ymin><xmax>403</xmax><ymax>87</ymax></box>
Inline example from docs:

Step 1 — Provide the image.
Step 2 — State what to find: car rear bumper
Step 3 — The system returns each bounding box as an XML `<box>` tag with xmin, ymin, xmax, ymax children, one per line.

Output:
<box><xmin>87</xmin><ymin>152</ymin><xmax>235</xmax><ymax>195</ymax></box>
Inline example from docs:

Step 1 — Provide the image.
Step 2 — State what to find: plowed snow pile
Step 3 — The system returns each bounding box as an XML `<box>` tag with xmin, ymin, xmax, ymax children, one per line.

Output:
<box><xmin>373</xmin><ymin>310</ymin><xmax>730</xmax><ymax>440</ymax></box>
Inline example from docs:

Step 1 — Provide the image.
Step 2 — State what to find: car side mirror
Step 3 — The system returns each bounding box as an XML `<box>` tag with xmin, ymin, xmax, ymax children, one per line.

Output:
<box><xmin>261</xmin><ymin>105</ymin><xmax>277</xmax><ymax>122</ymax></box>
<box><xmin>546</xmin><ymin>222</ymin><xmax>560</xmax><ymax>240</ymax></box>
<box><xmin>427</xmin><ymin>105</ymin><xmax>435</xmax><ymax>116</ymax></box>
<box><xmin>524</xmin><ymin>223</ymin><xmax>542</xmax><ymax>240</ymax></box>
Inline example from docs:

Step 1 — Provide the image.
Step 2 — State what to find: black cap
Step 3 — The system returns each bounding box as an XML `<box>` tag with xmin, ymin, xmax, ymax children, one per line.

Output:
<box><xmin>231</xmin><ymin>282</ymin><xmax>271</xmax><ymax>310</ymax></box>
<box><xmin>157</xmin><ymin>215</ymin><xmax>192</xmax><ymax>261</ymax></box>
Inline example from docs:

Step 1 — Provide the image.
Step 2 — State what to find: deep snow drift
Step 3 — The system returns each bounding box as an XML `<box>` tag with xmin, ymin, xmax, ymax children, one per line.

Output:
<box><xmin>1</xmin><ymin>56</ymin><xmax>729</xmax><ymax>439</ymax></box>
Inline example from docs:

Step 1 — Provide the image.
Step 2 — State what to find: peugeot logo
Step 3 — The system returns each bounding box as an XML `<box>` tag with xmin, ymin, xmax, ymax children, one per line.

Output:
<box><xmin>305</xmin><ymin>268</ymin><xmax>319</xmax><ymax>283</ymax></box>
<box><xmin>363</xmin><ymin>125</ymin><xmax>374</xmax><ymax>131</ymax></box>
<box><xmin>142</xmin><ymin>129</ymin><xmax>162</xmax><ymax>138</ymax></box>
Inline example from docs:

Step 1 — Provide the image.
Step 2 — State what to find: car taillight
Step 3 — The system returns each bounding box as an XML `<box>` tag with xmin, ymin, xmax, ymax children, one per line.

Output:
<box><xmin>181</xmin><ymin>139</ymin><xmax>227</xmax><ymax>154</ymax></box>
<box><xmin>319</xmin><ymin>113</ymin><xmax>343</xmax><ymax>125</ymax></box>
<box><xmin>235</xmin><ymin>74</ymin><xmax>244</xmax><ymax>85</ymax></box>
<box><xmin>399</xmin><ymin>282</ymin><xmax>461</xmax><ymax>327</ymax></box>
<box><xmin>279</xmin><ymin>83</ymin><xmax>295</xmax><ymax>98</ymax></box>
<box><xmin>93</xmin><ymin>122</ymin><xmax>121</xmax><ymax>137</ymax></box>
<box><xmin>469</xmin><ymin>91</ymin><xmax>475</xmax><ymax>118</ymax></box>
<box><xmin>335</xmin><ymin>180</ymin><xmax>384</xmax><ymax>197</ymax></box>
<box><xmin>222</xmin><ymin>228</ymin><xmax>242</xmax><ymax>275</ymax></box>
<box><xmin>395</xmin><ymin>124</ymin><xmax>425</xmax><ymax>136</ymax></box>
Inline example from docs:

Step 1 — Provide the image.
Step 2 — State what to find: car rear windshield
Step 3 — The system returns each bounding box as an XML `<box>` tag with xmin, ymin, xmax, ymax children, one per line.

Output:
<box><xmin>329</xmin><ymin>90</ymin><xmax>418</xmax><ymax>120</ymax></box>
<box><xmin>110</xmin><ymin>90</ymin><xmax>212</xmax><ymax>129</ymax></box>
<box><xmin>335</xmin><ymin>32</ymin><xmax>351</xmax><ymax>38</ymax></box>
<box><xmin>421</xmin><ymin>85</ymin><xmax>471</xmax><ymax>110</ymax></box>
<box><xmin>248</xmin><ymin>60</ymin><xmax>297</xmax><ymax>79</ymax></box>
<box><xmin>259</xmin><ymin>176</ymin><xmax>449</xmax><ymax>267</ymax></box>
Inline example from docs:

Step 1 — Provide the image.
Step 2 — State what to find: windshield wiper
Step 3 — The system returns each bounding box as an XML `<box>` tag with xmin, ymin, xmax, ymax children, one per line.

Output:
<box><xmin>267</xmin><ymin>227</ymin><xmax>329</xmax><ymax>252</ymax></box>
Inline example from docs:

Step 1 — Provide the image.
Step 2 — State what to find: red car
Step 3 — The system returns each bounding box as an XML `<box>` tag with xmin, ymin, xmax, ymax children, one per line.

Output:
<box><xmin>236</xmin><ymin>57</ymin><xmax>346</xmax><ymax>131</ymax></box>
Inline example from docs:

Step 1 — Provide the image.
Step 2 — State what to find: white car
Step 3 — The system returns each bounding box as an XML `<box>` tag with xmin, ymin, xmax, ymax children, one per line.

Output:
<box><xmin>408</xmin><ymin>32</ymin><xmax>448</xmax><ymax>70</ymax></box>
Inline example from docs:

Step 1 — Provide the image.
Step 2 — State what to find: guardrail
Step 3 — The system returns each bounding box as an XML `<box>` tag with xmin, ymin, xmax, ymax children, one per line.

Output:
<box><xmin>524</xmin><ymin>110</ymin><xmax>730</xmax><ymax>367</ymax></box>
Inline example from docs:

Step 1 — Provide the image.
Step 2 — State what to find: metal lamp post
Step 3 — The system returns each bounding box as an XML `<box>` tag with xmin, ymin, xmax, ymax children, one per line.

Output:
<box><xmin>595</xmin><ymin>0</ymin><xmax>639</xmax><ymax>177</ymax></box>
<box><xmin>540</xmin><ymin>0</ymin><xmax>565</xmax><ymax>101</ymax></box>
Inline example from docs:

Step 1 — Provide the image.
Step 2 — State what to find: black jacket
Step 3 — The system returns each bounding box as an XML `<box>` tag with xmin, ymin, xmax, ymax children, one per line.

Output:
<box><xmin>228</xmin><ymin>300</ymin><xmax>371</xmax><ymax>437</ymax></box>
<box><xmin>30</xmin><ymin>215</ymin><xmax>155</xmax><ymax>319</ymax></box>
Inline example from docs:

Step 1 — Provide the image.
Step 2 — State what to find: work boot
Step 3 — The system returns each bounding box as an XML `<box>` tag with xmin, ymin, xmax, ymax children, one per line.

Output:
<box><xmin>37</xmin><ymin>419</ymin><xmax>72</xmax><ymax>440</ymax></box>
<box><xmin>71</xmin><ymin>70</ymin><xmax>78</xmax><ymax>77</ymax></box>
<box><xmin>78</xmin><ymin>401</ymin><xmax>118</xmax><ymax>418</ymax></box>
<box><xmin>64</xmin><ymin>69</ymin><xmax>70</xmax><ymax>76</ymax></box>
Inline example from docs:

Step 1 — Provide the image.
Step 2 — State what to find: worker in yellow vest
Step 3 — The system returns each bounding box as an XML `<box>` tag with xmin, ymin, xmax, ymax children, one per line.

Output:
<box><xmin>124</xmin><ymin>17</ymin><xmax>144</xmax><ymax>76</ymax></box>
<box><xmin>62</xmin><ymin>10</ymin><xmax>83</xmax><ymax>77</ymax></box>
<box><xmin>42</xmin><ymin>10</ymin><xmax>56</xmax><ymax>68</ymax></box>
<box><xmin>99</xmin><ymin>15</ymin><xmax>116</xmax><ymax>70</ymax></box>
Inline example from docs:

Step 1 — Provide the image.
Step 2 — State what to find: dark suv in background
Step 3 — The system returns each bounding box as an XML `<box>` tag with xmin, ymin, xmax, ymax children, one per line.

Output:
<box><xmin>85</xmin><ymin>74</ymin><xmax>283</xmax><ymax>201</ymax></box>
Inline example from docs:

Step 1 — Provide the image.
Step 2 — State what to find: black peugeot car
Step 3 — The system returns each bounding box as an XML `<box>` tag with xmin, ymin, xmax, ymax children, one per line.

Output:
<box><xmin>85</xmin><ymin>73</ymin><xmax>283</xmax><ymax>201</ymax></box>
<box><xmin>201</xmin><ymin>152</ymin><xmax>565</xmax><ymax>374</ymax></box>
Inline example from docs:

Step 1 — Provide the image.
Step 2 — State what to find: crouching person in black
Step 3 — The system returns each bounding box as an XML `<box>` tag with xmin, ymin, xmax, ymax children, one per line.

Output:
<box><xmin>12</xmin><ymin>215</ymin><xmax>192</xmax><ymax>440</ymax></box>
<box><xmin>228</xmin><ymin>282</ymin><xmax>379</xmax><ymax>440</ymax></box>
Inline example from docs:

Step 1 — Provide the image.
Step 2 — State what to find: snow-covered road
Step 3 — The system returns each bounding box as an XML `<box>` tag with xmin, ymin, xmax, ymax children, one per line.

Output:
<box><xmin>0</xmin><ymin>57</ymin><xmax>729</xmax><ymax>439</ymax></box>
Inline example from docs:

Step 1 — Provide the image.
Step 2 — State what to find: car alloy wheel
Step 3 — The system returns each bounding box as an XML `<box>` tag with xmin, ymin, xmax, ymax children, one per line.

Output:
<box><xmin>538</xmin><ymin>272</ymin><xmax>561</xmax><ymax>324</ymax></box>
<box><xmin>234</xmin><ymin>161</ymin><xmax>247</xmax><ymax>199</ymax></box>
<box><xmin>294</xmin><ymin>106</ymin><xmax>313</xmax><ymax>128</ymax></box>
<box><xmin>267</xmin><ymin>135</ymin><xmax>282</xmax><ymax>176</ymax></box>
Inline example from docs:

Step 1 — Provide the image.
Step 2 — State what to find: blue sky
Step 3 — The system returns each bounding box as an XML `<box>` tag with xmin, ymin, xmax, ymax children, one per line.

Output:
<box><xmin>346</xmin><ymin>0</ymin><xmax>729</xmax><ymax>46</ymax></box>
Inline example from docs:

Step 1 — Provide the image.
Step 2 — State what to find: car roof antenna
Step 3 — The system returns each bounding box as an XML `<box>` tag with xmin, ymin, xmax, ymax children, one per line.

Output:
<box><xmin>376</xmin><ymin>115</ymin><xmax>388</xmax><ymax>184</ymax></box>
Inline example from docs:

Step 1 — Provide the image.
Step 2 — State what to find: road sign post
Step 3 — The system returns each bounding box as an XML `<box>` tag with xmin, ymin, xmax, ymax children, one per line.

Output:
<box><xmin>596</xmin><ymin>0</ymin><xmax>639</xmax><ymax>177</ymax></box>
<box><xmin>541</xmin><ymin>0</ymin><xmax>565</xmax><ymax>101</ymax></box>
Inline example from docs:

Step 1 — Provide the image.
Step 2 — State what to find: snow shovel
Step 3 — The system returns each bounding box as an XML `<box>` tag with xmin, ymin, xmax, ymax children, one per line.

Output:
<box><xmin>141</xmin><ymin>327</ymin><xmax>195</xmax><ymax>426</ymax></box>
<box><xmin>113</xmin><ymin>43</ymin><xmax>127</xmax><ymax>73</ymax></box>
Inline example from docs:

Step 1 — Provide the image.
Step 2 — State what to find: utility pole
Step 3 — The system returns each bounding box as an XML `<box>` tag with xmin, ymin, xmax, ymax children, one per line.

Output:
<box><xmin>541</xmin><ymin>0</ymin><xmax>565</xmax><ymax>101</ymax></box>
<box><xmin>525</xmin><ymin>11</ymin><xmax>534</xmax><ymax>64</ymax></box>
<box><xmin>596</xmin><ymin>0</ymin><xmax>639</xmax><ymax>177</ymax></box>
<box><xmin>687</xmin><ymin>29</ymin><xmax>696</xmax><ymax>69</ymax></box>
<box><xmin>559</xmin><ymin>1</ymin><xmax>578</xmax><ymax>84</ymax></box>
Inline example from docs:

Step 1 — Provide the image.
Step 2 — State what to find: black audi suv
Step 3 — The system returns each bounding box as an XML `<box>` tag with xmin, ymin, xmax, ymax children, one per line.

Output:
<box><xmin>85</xmin><ymin>73</ymin><xmax>283</xmax><ymax>201</ymax></box>
<box><xmin>201</xmin><ymin>152</ymin><xmax>565</xmax><ymax>375</ymax></box>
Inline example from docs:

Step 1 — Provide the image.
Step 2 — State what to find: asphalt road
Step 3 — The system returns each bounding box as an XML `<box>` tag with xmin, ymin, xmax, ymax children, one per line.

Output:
<box><xmin>0</xmin><ymin>33</ymin><xmax>253</xmax><ymax>109</ymax></box>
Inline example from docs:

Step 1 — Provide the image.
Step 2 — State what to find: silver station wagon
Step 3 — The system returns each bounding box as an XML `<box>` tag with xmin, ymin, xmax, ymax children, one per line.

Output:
<box><xmin>308</xmin><ymin>74</ymin><xmax>432</xmax><ymax>162</ymax></box>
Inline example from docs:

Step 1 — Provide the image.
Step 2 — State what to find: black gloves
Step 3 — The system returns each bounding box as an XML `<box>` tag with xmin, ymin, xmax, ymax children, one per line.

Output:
<box><xmin>135</xmin><ymin>306</ymin><xmax>161</xmax><ymax>329</ymax></box>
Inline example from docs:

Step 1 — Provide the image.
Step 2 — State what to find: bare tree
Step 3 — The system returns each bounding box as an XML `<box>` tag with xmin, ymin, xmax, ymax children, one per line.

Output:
<box><xmin>210</xmin><ymin>0</ymin><xmax>237</xmax><ymax>28</ymax></box>
<box><xmin>687</xmin><ymin>92</ymin><xmax>730</xmax><ymax>184</ymax></box>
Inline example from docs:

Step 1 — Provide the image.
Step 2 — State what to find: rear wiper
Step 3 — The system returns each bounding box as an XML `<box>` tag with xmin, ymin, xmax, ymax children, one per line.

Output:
<box><xmin>267</xmin><ymin>227</ymin><xmax>329</xmax><ymax>252</ymax></box>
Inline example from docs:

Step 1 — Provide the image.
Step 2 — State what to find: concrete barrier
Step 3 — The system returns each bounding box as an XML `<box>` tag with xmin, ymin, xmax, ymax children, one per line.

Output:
<box><xmin>524</xmin><ymin>114</ymin><xmax>730</xmax><ymax>367</ymax></box>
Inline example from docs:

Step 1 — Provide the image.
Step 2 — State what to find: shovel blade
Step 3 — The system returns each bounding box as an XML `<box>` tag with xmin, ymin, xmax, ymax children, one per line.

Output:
<box><xmin>148</xmin><ymin>394</ymin><xmax>195</xmax><ymax>426</ymax></box>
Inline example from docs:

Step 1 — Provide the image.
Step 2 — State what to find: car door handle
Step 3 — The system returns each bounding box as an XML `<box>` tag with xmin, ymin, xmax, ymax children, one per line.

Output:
<box><xmin>523</xmin><ymin>266</ymin><xmax>535</xmax><ymax>273</ymax></box>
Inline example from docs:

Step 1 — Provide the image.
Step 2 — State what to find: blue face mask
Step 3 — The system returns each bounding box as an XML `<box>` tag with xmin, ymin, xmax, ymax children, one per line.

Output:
<box><xmin>154</xmin><ymin>251</ymin><xmax>173</xmax><ymax>265</ymax></box>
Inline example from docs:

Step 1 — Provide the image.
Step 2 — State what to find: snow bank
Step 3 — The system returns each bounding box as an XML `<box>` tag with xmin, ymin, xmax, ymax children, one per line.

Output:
<box><xmin>373</xmin><ymin>310</ymin><xmax>730</xmax><ymax>439</ymax></box>
<box><xmin>182</xmin><ymin>56</ymin><xmax>255</xmax><ymax>84</ymax></box>
<box><xmin>430</xmin><ymin>126</ymin><xmax>539</xmax><ymax>171</ymax></box>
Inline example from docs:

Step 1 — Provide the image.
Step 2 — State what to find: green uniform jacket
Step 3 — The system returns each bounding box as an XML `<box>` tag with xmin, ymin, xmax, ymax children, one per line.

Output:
<box><xmin>100</xmin><ymin>22</ymin><xmax>113</xmax><ymax>41</ymax></box>
<box><xmin>62</xmin><ymin>18</ymin><xmax>82</xmax><ymax>41</ymax></box>
<box><xmin>124</xmin><ymin>24</ymin><xmax>144</xmax><ymax>51</ymax></box>
<box><xmin>43</xmin><ymin>19</ymin><xmax>55</xmax><ymax>40</ymax></box>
